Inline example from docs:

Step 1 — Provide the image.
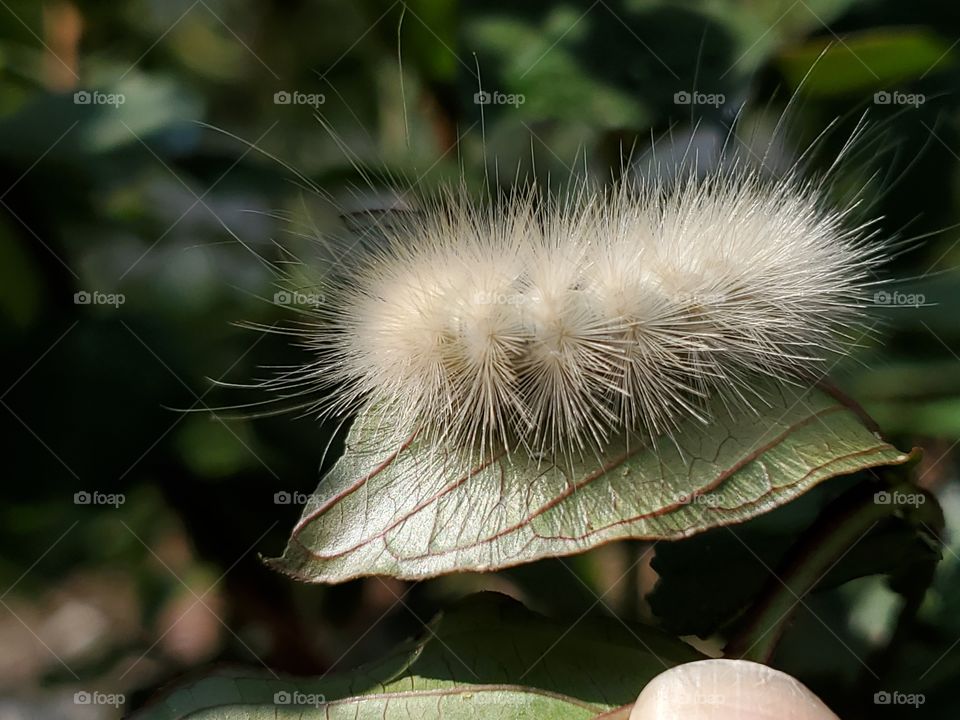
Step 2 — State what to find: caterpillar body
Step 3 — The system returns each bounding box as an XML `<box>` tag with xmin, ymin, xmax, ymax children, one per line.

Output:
<box><xmin>270</xmin><ymin>162</ymin><xmax>884</xmax><ymax>461</ymax></box>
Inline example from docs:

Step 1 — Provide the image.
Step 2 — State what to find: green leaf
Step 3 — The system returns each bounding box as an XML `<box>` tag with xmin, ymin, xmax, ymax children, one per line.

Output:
<box><xmin>458</xmin><ymin>0</ymin><xmax>864</xmax><ymax>128</ymax></box>
<box><xmin>133</xmin><ymin>592</ymin><xmax>703</xmax><ymax>720</ymax></box>
<box><xmin>0</xmin><ymin>70</ymin><xmax>202</xmax><ymax>162</ymax></box>
<box><xmin>269</xmin><ymin>380</ymin><xmax>911</xmax><ymax>583</ymax></box>
<box><xmin>776</xmin><ymin>29</ymin><xmax>953</xmax><ymax>97</ymax></box>
<box><xmin>649</xmin><ymin>474</ymin><xmax>939</xmax><ymax>640</ymax></box>
<box><xmin>0</xmin><ymin>214</ymin><xmax>43</xmax><ymax>327</ymax></box>
<box><xmin>648</xmin><ymin>521</ymin><xmax>796</xmax><ymax>638</ymax></box>
<box><xmin>725</xmin><ymin>477</ymin><xmax>939</xmax><ymax>662</ymax></box>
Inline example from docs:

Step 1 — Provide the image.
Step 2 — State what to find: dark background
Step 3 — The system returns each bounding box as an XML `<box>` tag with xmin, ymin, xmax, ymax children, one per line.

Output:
<box><xmin>2</xmin><ymin>1</ymin><xmax>960</xmax><ymax>718</ymax></box>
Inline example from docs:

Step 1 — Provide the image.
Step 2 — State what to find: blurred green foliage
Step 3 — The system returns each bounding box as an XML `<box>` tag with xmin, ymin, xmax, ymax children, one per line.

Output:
<box><xmin>2</xmin><ymin>1</ymin><xmax>960</xmax><ymax>719</ymax></box>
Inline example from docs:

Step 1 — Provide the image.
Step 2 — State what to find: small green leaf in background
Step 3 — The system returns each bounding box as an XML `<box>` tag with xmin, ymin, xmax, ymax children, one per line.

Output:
<box><xmin>0</xmin><ymin>214</ymin><xmax>43</xmax><ymax>327</ymax></box>
<box><xmin>174</xmin><ymin>416</ymin><xmax>261</xmax><ymax>479</ymax></box>
<box><xmin>777</xmin><ymin>29</ymin><xmax>953</xmax><ymax>97</ymax></box>
<box><xmin>648</xmin><ymin>477</ymin><xmax>941</xmax><ymax>641</ymax></box>
<box><xmin>133</xmin><ymin>592</ymin><xmax>704</xmax><ymax>720</ymax></box>
<box><xmin>269</xmin><ymin>379</ymin><xmax>911</xmax><ymax>583</ymax></box>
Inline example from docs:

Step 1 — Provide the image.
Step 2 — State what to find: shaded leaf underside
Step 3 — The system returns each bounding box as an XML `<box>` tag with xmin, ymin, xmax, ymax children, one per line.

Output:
<box><xmin>270</xmin><ymin>380</ymin><xmax>910</xmax><ymax>583</ymax></box>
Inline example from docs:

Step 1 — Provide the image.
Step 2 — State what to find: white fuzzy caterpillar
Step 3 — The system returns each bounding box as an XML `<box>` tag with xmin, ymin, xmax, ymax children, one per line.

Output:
<box><xmin>272</xmin><ymin>166</ymin><xmax>883</xmax><ymax>459</ymax></box>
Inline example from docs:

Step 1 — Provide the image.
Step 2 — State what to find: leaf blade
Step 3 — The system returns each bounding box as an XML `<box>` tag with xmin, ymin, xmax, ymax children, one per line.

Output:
<box><xmin>134</xmin><ymin>593</ymin><xmax>704</xmax><ymax>720</ymax></box>
<box><xmin>270</xmin><ymin>381</ymin><xmax>911</xmax><ymax>583</ymax></box>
